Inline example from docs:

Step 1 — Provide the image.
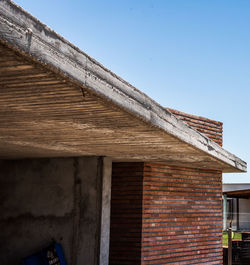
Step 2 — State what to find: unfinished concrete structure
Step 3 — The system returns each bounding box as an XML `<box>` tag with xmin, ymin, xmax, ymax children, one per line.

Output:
<box><xmin>0</xmin><ymin>1</ymin><xmax>247</xmax><ymax>264</ymax></box>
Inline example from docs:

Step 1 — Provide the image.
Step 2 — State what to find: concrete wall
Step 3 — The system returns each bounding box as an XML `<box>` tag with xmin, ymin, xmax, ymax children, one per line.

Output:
<box><xmin>0</xmin><ymin>156</ymin><xmax>112</xmax><ymax>265</ymax></box>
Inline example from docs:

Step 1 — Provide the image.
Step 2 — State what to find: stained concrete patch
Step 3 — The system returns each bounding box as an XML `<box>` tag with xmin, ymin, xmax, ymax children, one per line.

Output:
<box><xmin>0</xmin><ymin>156</ymin><xmax>112</xmax><ymax>265</ymax></box>
<box><xmin>0</xmin><ymin>158</ymin><xmax>74</xmax><ymax>218</ymax></box>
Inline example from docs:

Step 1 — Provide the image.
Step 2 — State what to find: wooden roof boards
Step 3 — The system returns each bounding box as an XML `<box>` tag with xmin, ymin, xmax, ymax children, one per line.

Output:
<box><xmin>0</xmin><ymin>0</ymin><xmax>247</xmax><ymax>173</ymax></box>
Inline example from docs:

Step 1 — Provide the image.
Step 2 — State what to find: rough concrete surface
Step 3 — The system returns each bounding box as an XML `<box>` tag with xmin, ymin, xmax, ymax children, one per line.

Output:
<box><xmin>99</xmin><ymin>157</ymin><xmax>112</xmax><ymax>265</ymax></box>
<box><xmin>0</xmin><ymin>0</ymin><xmax>246</xmax><ymax>172</ymax></box>
<box><xmin>0</xmin><ymin>156</ymin><xmax>112</xmax><ymax>265</ymax></box>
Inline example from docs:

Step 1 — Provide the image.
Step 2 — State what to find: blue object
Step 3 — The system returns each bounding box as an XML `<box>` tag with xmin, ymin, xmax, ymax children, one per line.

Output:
<box><xmin>21</xmin><ymin>242</ymin><xmax>67</xmax><ymax>265</ymax></box>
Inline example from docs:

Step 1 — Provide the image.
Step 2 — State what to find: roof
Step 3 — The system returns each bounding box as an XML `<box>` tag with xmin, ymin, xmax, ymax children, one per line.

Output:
<box><xmin>0</xmin><ymin>0</ymin><xmax>247</xmax><ymax>173</ymax></box>
<box><xmin>223</xmin><ymin>189</ymin><xmax>250</xmax><ymax>199</ymax></box>
<box><xmin>167</xmin><ymin>108</ymin><xmax>223</xmax><ymax>146</ymax></box>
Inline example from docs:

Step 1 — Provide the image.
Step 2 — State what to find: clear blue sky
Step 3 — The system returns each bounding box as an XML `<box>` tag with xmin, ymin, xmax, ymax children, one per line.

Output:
<box><xmin>15</xmin><ymin>0</ymin><xmax>250</xmax><ymax>183</ymax></box>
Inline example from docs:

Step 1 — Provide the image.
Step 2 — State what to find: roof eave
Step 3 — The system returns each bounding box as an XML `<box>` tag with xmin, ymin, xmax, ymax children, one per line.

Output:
<box><xmin>0</xmin><ymin>0</ymin><xmax>247</xmax><ymax>173</ymax></box>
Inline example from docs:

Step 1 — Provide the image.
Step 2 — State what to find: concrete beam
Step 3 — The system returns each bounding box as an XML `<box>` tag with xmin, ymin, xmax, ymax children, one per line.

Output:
<box><xmin>0</xmin><ymin>0</ymin><xmax>246</xmax><ymax>172</ymax></box>
<box><xmin>99</xmin><ymin>157</ymin><xmax>112</xmax><ymax>265</ymax></box>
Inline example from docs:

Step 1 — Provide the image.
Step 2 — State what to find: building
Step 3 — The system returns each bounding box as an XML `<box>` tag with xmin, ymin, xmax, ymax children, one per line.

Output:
<box><xmin>223</xmin><ymin>183</ymin><xmax>250</xmax><ymax>231</ymax></box>
<box><xmin>0</xmin><ymin>1</ymin><xmax>247</xmax><ymax>264</ymax></box>
<box><xmin>223</xmin><ymin>184</ymin><xmax>250</xmax><ymax>265</ymax></box>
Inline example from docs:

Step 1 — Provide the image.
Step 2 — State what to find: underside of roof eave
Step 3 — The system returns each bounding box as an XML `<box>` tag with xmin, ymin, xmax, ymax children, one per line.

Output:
<box><xmin>0</xmin><ymin>0</ymin><xmax>247</xmax><ymax>173</ymax></box>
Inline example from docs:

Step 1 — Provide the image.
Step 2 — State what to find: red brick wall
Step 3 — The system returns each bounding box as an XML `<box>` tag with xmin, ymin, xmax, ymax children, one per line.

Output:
<box><xmin>110</xmin><ymin>163</ymin><xmax>144</xmax><ymax>265</ymax></box>
<box><xmin>109</xmin><ymin>110</ymin><xmax>223</xmax><ymax>264</ymax></box>
<box><xmin>167</xmin><ymin>108</ymin><xmax>223</xmax><ymax>146</ymax></box>
<box><xmin>110</xmin><ymin>163</ymin><xmax>223</xmax><ymax>265</ymax></box>
<box><xmin>141</xmin><ymin>163</ymin><xmax>223</xmax><ymax>265</ymax></box>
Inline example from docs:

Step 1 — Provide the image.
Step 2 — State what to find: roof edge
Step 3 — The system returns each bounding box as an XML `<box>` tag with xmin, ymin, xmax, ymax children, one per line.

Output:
<box><xmin>0</xmin><ymin>0</ymin><xmax>247</xmax><ymax>173</ymax></box>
